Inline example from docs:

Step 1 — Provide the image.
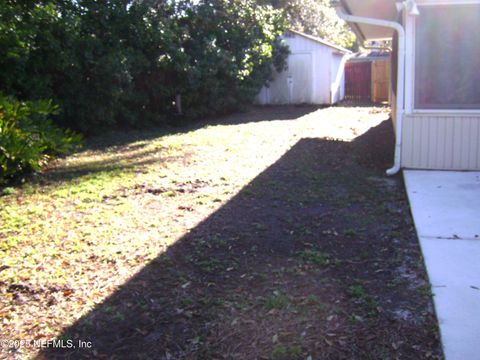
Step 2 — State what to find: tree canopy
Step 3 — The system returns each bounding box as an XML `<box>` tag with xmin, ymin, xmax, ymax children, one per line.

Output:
<box><xmin>265</xmin><ymin>0</ymin><xmax>357</xmax><ymax>50</ymax></box>
<box><xmin>0</xmin><ymin>0</ymin><xmax>289</xmax><ymax>133</ymax></box>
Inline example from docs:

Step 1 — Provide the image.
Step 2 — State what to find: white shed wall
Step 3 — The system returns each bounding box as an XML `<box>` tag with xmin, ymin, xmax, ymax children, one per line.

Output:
<box><xmin>256</xmin><ymin>34</ymin><xmax>348</xmax><ymax>105</ymax></box>
<box><xmin>331</xmin><ymin>53</ymin><xmax>347</xmax><ymax>104</ymax></box>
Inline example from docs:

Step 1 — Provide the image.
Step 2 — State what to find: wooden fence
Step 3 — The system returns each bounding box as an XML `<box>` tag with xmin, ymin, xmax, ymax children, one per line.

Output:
<box><xmin>345</xmin><ymin>59</ymin><xmax>390</xmax><ymax>103</ymax></box>
<box><xmin>371</xmin><ymin>60</ymin><xmax>390</xmax><ymax>103</ymax></box>
<box><xmin>345</xmin><ymin>62</ymin><xmax>371</xmax><ymax>101</ymax></box>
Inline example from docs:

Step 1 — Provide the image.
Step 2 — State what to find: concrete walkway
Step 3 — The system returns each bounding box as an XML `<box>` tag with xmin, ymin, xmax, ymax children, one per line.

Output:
<box><xmin>403</xmin><ymin>170</ymin><xmax>480</xmax><ymax>360</ymax></box>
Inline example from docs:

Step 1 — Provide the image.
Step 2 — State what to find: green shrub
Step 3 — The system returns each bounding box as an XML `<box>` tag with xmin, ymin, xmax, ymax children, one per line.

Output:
<box><xmin>0</xmin><ymin>95</ymin><xmax>81</xmax><ymax>183</ymax></box>
<box><xmin>0</xmin><ymin>1</ymin><xmax>289</xmax><ymax>133</ymax></box>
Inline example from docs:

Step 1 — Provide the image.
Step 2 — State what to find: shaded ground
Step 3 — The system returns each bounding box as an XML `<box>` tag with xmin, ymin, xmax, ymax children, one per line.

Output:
<box><xmin>0</xmin><ymin>105</ymin><xmax>442</xmax><ymax>359</ymax></box>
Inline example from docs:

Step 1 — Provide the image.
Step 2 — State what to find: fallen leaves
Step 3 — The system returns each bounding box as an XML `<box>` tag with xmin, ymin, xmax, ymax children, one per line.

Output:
<box><xmin>0</xmin><ymin>106</ymin><xmax>442</xmax><ymax>360</ymax></box>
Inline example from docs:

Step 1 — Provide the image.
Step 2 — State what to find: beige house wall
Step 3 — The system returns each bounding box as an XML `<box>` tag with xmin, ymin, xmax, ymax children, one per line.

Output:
<box><xmin>402</xmin><ymin>114</ymin><xmax>480</xmax><ymax>170</ymax></box>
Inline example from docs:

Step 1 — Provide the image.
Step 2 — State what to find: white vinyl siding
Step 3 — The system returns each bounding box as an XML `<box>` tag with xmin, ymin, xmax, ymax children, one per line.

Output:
<box><xmin>402</xmin><ymin>114</ymin><xmax>480</xmax><ymax>169</ymax></box>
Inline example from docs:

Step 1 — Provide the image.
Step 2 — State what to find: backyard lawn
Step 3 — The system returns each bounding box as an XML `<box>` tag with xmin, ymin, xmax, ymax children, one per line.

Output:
<box><xmin>0</xmin><ymin>105</ymin><xmax>442</xmax><ymax>359</ymax></box>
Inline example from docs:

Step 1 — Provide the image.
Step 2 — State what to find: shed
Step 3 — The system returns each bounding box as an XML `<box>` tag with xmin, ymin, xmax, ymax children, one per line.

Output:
<box><xmin>256</xmin><ymin>30</ymin><xmax>351</xmax><ymax>105</ymax></box>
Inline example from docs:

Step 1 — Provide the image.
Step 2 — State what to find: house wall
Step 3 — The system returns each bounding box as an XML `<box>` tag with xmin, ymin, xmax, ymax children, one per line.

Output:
<box><xmin>256</xmin><ymin>34</ymin><xmax>348</xmax><ymax>105</ymax></box>
<box><xmin>399</xmin><ymin>3</ymin><xmax>480</xmax><ymax>170</ymax></box>
<box><xmin>402</xmin><ymin>114</ymin><xmax>480</xmax><ymax>170</ymax></box>
<box><xmin>390</xmin><ymin>30</ymin><xmax>399</xmax><ymax>131</ymax></box>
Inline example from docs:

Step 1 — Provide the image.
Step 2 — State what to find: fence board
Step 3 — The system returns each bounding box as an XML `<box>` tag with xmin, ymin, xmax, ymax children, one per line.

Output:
<box><xmin>345</xmin><ymin>62</ymin><xmax>371</xmax><ymax>101</ymax></box>
<box><xmin>371</xmin><ymin>60</ymin><xmax>390</xmax><ymax>103</ymax></box>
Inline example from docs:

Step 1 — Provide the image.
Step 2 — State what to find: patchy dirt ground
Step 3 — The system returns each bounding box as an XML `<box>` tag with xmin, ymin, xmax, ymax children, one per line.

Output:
<box><xmin>0</xmin><ymin>105</ymin><xmax>442</xmax><ymax>359</ymax></box>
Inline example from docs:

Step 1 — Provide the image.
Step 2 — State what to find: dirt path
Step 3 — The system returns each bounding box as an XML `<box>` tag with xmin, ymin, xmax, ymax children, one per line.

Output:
<box><xmin>1</xmin><ymin>105</ymin><xmax>442</xmax><ymax>359</ymax></box>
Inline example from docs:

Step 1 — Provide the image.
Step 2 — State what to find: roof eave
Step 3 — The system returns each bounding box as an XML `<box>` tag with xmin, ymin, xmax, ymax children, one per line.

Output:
<box><xmin>333</xmin><ymin>0</ymin><xmax>398</xmax><ymax>41</ymax></box>
<box><xmin>287</xmin><ymin>29</ymin><xmax>352</xmax><ymax>54</ymax></box>
<box><xmin>337</xmin><ymin>0</ymin><xmax>367</xmax><ymax>43</ymax></box>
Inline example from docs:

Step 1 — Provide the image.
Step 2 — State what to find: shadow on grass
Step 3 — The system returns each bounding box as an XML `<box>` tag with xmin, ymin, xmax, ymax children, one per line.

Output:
<box><xmin>40</xmin><ymin>147</ymin><xmax>181</xmax><ymax>183</ymax></box>
<box><xmin>351</xmin><ymin>118</ymin><xmax>395</xmax><ymax>169</ymax></box>
<box><xmin>40</xmin><ymin>120</ymin><xmax>441</xmax><ymax>360</ymax></box>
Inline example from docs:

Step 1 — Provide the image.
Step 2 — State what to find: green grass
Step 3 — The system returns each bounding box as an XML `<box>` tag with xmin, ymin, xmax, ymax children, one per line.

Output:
<box><xmin>265</xmin><ymin>290</ymin><xmax>290</xmax><ymax>310</ymax></box>
<box><xmin>348</xmin><ymin>285</ymin><xmax>369</xmax><ymax>300</ymax></box>
<box><xmin>1</xmin><ymin>187</ymin><xmax>17</xmax><ymax>196</ymax></box>
<box><xmin>418</xmin><ymin>284</ymin><xmax>434</xmax><ymax>298</ymax></box>
<box><xmin>297</xmin><ymin>249</ymin><xmax>330</xmax><ymax>265</ymax></box>
<box><xmin>347</xmin><ymin>284</ymin><xmax>379</xmax><ymax>317</ymax></box>
<box><xmin>271</xmin><ymin>344</ymin><xmax>302</xmax><ymax>359</ymax></box>
<box><xmin>198</xmin><ymin>258</ymin><xmax>223</xmax><ymax>273</ymax></box>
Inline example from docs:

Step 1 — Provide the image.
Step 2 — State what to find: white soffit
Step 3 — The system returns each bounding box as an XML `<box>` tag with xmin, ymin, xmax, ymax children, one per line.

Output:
<box><xmin>341</xmin><ymin>0</ymin><xmax>399</xmax><ymax>40</ymax></box>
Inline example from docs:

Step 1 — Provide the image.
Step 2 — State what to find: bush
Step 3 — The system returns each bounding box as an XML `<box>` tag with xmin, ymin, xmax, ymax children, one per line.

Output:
<box><xmin>0</xmin><ymin>95</ymin><xmax>81</xmax><ymax>183</ymax></box>
<box><xmin>0</xmin><ymin>1</ymin><xmax>289</xmax><ymax>133</ymax></box>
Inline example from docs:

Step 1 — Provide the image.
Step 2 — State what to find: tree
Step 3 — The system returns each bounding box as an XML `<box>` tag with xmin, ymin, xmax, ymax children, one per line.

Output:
<box><xmin>0</xmin><ymin>0</ymin><xmax>289</xmax><ymax>133</ymax></box>
<box><xmin>262</xmin><ymin>0</ymin><xmax>357</xmax><ymax>50</ymax></box>
<box><xmin>174</xmin><ymin>0</ymin><xmax>289</xmax><ymax>118</ymax></box>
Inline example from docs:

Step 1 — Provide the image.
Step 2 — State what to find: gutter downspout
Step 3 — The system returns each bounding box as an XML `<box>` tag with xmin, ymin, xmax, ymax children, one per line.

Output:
<box><xmin>334</xmin><ymin>6</ymin><xmax>405</xmax><ymax>176</ymax></box>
